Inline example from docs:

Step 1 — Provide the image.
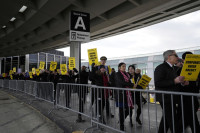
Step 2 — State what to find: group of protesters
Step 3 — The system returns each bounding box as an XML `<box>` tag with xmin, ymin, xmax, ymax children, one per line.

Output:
<box><xmin>0</xmin><ymin>50</ymin><xmax>200</xmax><ymax>132</ymax></box>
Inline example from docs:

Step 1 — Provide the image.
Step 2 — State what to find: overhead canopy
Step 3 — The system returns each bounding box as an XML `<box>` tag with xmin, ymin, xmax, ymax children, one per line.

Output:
<box><xmin>0</xmin><ymin>0</ymin><xmax>200</xmax><ymax>57</ymax></box>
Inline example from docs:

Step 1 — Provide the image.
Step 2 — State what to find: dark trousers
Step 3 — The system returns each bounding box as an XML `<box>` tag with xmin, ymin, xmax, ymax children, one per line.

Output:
<box><xmin>65</xmin><ymin>86</ymin><xmax>72</xmax><ymax>108</ymax></box>
<box><xmin>158</xmin><ymin>102</ymin><xmax>180</xmax><ymax>133</ymax></box>
<box><xmin>119</xmin><ymin>106</ymin><xmax>129</xmax><ymax>130</ymax></box>
<box><xmin>78</xmin><ymin>86</ymin><xmax>87</xmax><ymax>113</ymax></box>
<box><xmin>178</xmin><ymin>96</ymin><xmax>200</xmax><ymax>133</ymax></box>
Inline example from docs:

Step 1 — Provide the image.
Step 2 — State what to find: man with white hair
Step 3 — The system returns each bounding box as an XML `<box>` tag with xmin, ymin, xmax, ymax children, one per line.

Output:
<box><xmin>154</xmin><ymin>50</ymin><xmax>186</xmax><ymax>133</ymax></box>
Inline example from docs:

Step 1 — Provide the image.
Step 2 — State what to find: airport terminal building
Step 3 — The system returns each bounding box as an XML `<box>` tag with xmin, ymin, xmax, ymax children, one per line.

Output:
<box><xmin>0</xmin><ymin>50</ymin><xmax>68</xmax><ymax>74</ymax></box>
<box><xmin>82</xmin><ymin>47</ymin><xmax>200</xmax><ymax>85</ymax></box>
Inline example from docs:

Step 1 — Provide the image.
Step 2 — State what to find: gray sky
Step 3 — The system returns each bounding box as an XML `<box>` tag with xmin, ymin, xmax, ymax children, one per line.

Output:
<box><xmin>58</xmin><ymin>10</ymin><xmax>200</xmax><ymax>60</ymax></box>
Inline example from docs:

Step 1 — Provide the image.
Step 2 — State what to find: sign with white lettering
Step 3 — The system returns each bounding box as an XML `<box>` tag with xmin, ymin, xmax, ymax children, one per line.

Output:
<box><xmin>70</xmin><ymin>10</ymin><xmax>90</xmax><ymax>42</ymax></box>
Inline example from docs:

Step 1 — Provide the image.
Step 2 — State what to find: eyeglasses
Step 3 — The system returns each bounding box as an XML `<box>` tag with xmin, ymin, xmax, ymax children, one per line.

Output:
<box><xmin>170</xmin><ymin>54</ymin><xmax>178</xmax><ymax>57</ymax></box>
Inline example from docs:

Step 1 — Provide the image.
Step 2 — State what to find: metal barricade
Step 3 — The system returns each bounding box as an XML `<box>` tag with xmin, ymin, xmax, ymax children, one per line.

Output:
<box><xmin>36</xmin><ymin>82</ymin><xmax>54</xmax><ymax>103</ymax></box>
<box><xmin>3</xmin><ymin>79</ymin><xmax>9</xmax><ymax>89</ymax></box>
<box><xmin>25</xmin><ymin>80</ymin><xmax>37</xmax><ymax>96</ymax></box>
<box><xmin>0</xmin><ymin>79</ymin><xmax>3</xmax><ymax>88</ymax></box>
<box><xmin>56</xmin><ymin>83</ymin><xmax>92</xmax><ymax>118</ymax></box>
<box><xmin>9</xmin><ymin>80</ymin><xmax>17</xmax><ymax>90</ymax></box>
<box><xmin>16</xmin><ymin>80</ymin><xmax>25</xmax><ymax>92</ymax></box>
<box><xmin>88</xmin><ymin>86</ymin><xmax>200</xmax><ymax>133</ymax></box>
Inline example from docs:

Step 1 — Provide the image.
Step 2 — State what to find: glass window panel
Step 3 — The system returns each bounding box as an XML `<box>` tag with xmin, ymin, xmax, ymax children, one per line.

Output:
<box><xmin>153</xmin><ymin>55</ymin><xmax>163</xmax><ymax>61</ymax></box>
<box><xmin>153</xmin><ymin>62</ymin><xmax>162</xmax><ymax>70</ymax></box>
<box><xmin>55</xmin><ymin>55</ymin><xmax>60</xmax><ymax>69</ymax></box>
<box><xmin>194</xmin><ymin>50</ymin><xmax>200</xmax><ymax>54</ymax></box>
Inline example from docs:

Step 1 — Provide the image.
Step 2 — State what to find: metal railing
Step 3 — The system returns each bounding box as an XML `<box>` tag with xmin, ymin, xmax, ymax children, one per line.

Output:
<box><xmin>0</xmin><ymin>79</ymin><xmax>3</xmax><ymax>88</ymax></box>
<box><xmin>25</xmin><ymin>80</ymin><xmax>37</xmax><ymax>96</ymax></box>
<box><xmin>36</xmin><ymin>82</ymin><xmax>54</xmax><ymax>103</ymax></box>
<box><xmin>9</xmin><ymin>80</ymin><xmax>17</xmax><ymax>90</ymax></box>
<box><xmin>0</xmin><ymin>79</ymin><xmax>199</xmax><ymax>133</ymax></box>
<box><xmin>3</xmin><ymin>79</ymin><xmax>9</xmax><ymax>89</ymax></box>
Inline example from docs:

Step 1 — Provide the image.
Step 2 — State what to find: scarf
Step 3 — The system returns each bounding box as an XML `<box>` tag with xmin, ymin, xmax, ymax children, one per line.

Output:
<box><xmin>102</xmin><ymin>74</ymin><xmax>110</xmax><ymax>99</ymax></box>
<box><xmin>120</xmin><ymin>71</ymin><xmax>134</xmax><ymax>108</ymax></box>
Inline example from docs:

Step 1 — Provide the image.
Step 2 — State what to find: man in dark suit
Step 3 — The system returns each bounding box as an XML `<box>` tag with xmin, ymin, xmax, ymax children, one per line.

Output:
<box><xmin>176</xmin><ymin>52</ymin><xmax>200</xmax><ymax>133</ymax></box>
<box><xmin>154</xmin><ymin>50</ymin><xmax>186</xmax><ymax>133</ymax></box>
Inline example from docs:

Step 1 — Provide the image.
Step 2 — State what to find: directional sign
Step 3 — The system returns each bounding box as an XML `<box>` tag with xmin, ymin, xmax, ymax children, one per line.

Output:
<box><xmin>70</xmin><ymin>10</ymin><xmax>90</xmax><ymax>42</ymax></box>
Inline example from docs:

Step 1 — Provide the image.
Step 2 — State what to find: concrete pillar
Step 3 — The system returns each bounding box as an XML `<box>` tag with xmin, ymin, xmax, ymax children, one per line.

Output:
<box><xmin>4</xmin><ymin>57</ymin><xmax>6</xmax><ymax>73</ymax></box>
<box><xmin>70</xmin><ymin>42</ymin><xmax>81</xmax><ymax>71</ymax></box>
<box><xmin>11</xmin><ymin>57</ymin><xmax>13</xmax><ymax>70</ymax></box>
<box><xmin>0</xmin><ymin>58</ymin><xmax>2</xmax><ymax>74</ymax></box>
<box><xmin>37</xmin><ymin>53</ymin><xmax>39</xmax><ymax>68</ymax></box>
<box><xmin>25</xmin><ymin>54</ymin><xmax>29</xmax><ymax>72</ymax></box>
<box><xmin>147</xmin><ymin>56</ymin><xmax>154</xmax><ymax>86</ymax></box>
<box><xmin>46</xmin><ymin>53</ymin><xmax>48</xmax><ymax>69</ymax></box>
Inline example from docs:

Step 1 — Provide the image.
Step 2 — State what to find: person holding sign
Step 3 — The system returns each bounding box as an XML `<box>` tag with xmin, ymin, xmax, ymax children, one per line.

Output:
<box><xmin>115</xmin><ymin>62</ymin><xmax>134</xmax><ymax>131</ymax></box>
<box><xmin>128</xmin><ymin>65</ymin><xmax>142</xmax><ymax>126</ymax></box>
<box><xmin>154</xmin><ymin>50</ymin><xmax>185</xmax><ymax>133</ymax></box>
<box><xmin>176</xmin><ymin>52</ymin><xmax>200</xmax><ymax>132</ymax></box>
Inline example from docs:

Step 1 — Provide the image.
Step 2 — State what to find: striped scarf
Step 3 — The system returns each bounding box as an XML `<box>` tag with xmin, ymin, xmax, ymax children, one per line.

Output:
<box><xmin>120</xmin><ymin>71</ymin><xmax>134</xmax><ymax>108</ymax></box>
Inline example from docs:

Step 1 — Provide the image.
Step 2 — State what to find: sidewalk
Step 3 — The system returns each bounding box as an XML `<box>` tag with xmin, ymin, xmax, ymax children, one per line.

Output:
<box><xmin>0</xmin><ymin>90</ymin><xmax>64</xmax><ymax>133</ymax></box>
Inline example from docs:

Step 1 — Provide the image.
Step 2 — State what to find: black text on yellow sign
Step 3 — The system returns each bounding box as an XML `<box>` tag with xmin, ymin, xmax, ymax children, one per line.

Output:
<box><xmin>88</xmin><ymin>48</ymin><xmax>98</xmax><ymax>65</ymax></box>
<box><xmin>29</xmin><ymin>72</ymin><xmax>33</xmax><ymax>79</ymax></box>
<box><xmin>137</xmin><ymin>75</ymin><xmax>152</xmax><ymax>89</ymax></box>
<box><xmin>39</xmin><ymin>61</ymin><xmax>45</xmax><ymax>70</ymax></box>
<box><xmin>69</xmin><ymin>57</ymin><xmax>75</xmax><ymax>70</ymax></box>
<box><xmin>50</xmin><ymin>61</ymin><xmax>57</xmax><ymax>71</ymax></box>
<box><xmin>13</xmin><ymin>67</ymin><xmax>16</xmax><ymax>73</ymax></box>
<box><xmin>32</xmin><ymin>68</ymin><xmax>36</xmax><ymax>75</ymax></box>
<box><xmin>60</xmin><ymin>64</ymin><xmax>67</xmax><ymax>75</ymax></box>
<box><xmin>36</xmin><ymin>69</ymin><xmax>40</xmax><ymax>76</ymax></box>
<box><xmin>180</xmin><ymin>54</ymin><xmax>200</xmax><ymax>81</ymax></box>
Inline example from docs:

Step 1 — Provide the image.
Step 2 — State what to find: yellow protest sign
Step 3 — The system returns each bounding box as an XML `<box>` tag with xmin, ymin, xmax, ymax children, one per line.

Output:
<box><xmin>39</xmin><ymin>61</ymin><xmax>45</xmax><ymax>70</ymax></box>
<box><xmin>10</xmin><ymin>75</ymin><xmax>13</xmax><ymax>80</ymax></box>
<box><xmin>2</xmin><ymin>73</ymin><xmax>6</xmax><ymax>78</ymax></box>
<box><xmin>29</xmin><ymin>72</ymin><xmax>33</xmax><ymax>79</ymax></box>
<box><xmin>69</xmin><ymin>57</ymin><xmax>75</xmax><ymax>70</ymax></box>
<box><xmin>97</xmin><ymin>62</ymin><xmax>101</xmax><ymax>66</ymax></box>
<box><xmin>108</xmin><ymin>65</ymin><xmax>112</xmax><ymax>74</ymax></box>
<box><xmin>36</xmin><ymin>69</ymin><xmax>40</xmax><ymax>76</ymax></box>
<box><xmin>57</xmin><ymin>69</ymin><xmax>60</xmax><ymax>73</ymax></box>
<box><xmin>180</xmin><ymin>54</ymin><xmax>200</xmax><ymax>81</ymax></box>
<box><xmin>50</xmin><ymin>61</ymin><xmax>57</xmax><ymax>71</ymax></box>
<box><xmin>88</xmin><ymin>48</ymin><xmax>98</xmax><ymax>65</ymax></box>
<box><xmin>138</xmin><ymin>75</ymin><xmax>152</xmax><ymax>89</ymax></box>
<box><xmin>32</xmin><ymin>68</ymin><xmax>36</xmax><ymax>75</ymax></box>
<box><xmin>9</xmin><ymin>70</ymin><xmax>13</xmax><ymax>75</ymax></box>
<box><xmin>13</xmin><ymin>67</ymin><xmax>16</xmax><ymax>73</ymax></box>
<box><xmin>60</xmin><ymin>64</ymin><xmax>67</xmax><ymax>75</ymax></box>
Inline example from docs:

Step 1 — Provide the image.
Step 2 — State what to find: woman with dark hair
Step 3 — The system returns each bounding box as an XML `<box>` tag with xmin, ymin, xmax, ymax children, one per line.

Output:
<box><xmin>115</xmin><ymin>62</ymin><xmax>134</xmax><ymax>131</ymax></box>
<box><xmin>91</xmin><ymin>65</ymin><xmax>110</xmax><ymax>123</ymax></box>
<box><xmin>128</xmin><ymin>65</ymin><xmax>142</xmax><ymax>126</ymax></box>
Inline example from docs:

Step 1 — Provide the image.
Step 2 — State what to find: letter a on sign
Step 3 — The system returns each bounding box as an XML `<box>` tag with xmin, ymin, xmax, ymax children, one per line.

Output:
<box><xmin>75</xmin><ymin>17</ymin><xmax>86</xmax><ymax>30</ymax></box>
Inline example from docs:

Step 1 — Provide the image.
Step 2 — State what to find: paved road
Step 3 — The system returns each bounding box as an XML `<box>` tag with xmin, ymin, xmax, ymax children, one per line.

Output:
<box><xmin>0</xmin><ymin>90</ymin><xmax>64</xmax><ymax>133</ymax></box>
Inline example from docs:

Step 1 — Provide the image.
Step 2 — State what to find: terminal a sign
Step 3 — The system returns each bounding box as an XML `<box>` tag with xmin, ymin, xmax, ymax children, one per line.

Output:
<box><xmin>70</xmin><ymin>10</ymin><xmax>90</xmax><ymax>42</ymax></box>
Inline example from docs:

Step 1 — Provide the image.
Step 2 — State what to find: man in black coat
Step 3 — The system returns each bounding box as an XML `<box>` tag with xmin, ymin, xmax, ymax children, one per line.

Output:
<box><xmin>76</xmin><ymin>66</ymin><xmax>89</xmax><ymax>122</ymax></box>
<box><xmin>154</xmin><ymin>50</ymin><xmax>185</xmax><ymax>133</ymax></box>
<box><xmin>176</xmin><ymin>52</ymin><xmax>200</xmax><ymax>133</ymax></box>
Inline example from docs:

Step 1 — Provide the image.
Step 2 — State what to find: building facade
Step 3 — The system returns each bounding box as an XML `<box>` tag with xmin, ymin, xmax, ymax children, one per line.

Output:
<box><xmin>0</xmin><ymin>50</ymin><xmax>68</xmax><ymax>74</ymax></box>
